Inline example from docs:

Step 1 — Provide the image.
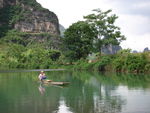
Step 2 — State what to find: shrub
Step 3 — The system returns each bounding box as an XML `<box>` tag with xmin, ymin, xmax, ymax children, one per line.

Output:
<box><xmin>145</xmin><ymin>63</ymin><xmax>150</xmax><ymax>71</ymax></box>
<box><xmin>113</xmin><ymin>57</ymin><xmax>125</xmax><ymax>71</ymax></box>
<box><xmin>47</xmin><ymin>50</ymin><xmax>61</xmax><ymax>61</ymax></box>
<box><xmin>125</xmin><ymin>54</ymin><xmax>147</xmax><ymax>72</ymax></box>
<box><xmin>95</xmin><ymin>55</ymin><xmax>112</xmax><ymax>71</ymax></box>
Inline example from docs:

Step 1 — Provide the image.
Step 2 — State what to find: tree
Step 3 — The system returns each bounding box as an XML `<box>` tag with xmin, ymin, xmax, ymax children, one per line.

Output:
<box><xmin>84</xmin><ymin>9</ymin><xmax>126</xmax><ymax>53</ymax></box>
<box><xmin>63</xmin><ymin>21</ymin><xmax>97</xmax><ymax>61</ymax></box>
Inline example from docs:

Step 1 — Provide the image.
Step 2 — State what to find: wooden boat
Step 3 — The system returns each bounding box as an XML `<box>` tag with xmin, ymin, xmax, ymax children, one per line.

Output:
<box><xmin>43</xmin><ymin>80</ymin><xmax>70</xmax><ymax>86</ymax></box>
<box><xmin>50</xmin><ymin>82</ymin><xmax>70</xmax><ymax>86</ymax></box>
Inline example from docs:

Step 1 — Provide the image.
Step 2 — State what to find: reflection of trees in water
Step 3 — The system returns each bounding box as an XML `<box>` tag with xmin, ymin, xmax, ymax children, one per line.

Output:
<box><xmin>61</xmin><ymin>71</ymin><xmax>150</xmax><ymax>113</ymax></box>
<box><xmin>0</xmin><ymin>72</ymin><xmax>62</xmax><ymax>113</ymax></box>
<box><xmin>35</xmin><ymin>71</ymin><xmax>150</xmax><ymax>113</ymax></box>
<box><xmin>1</xmin><ymin>71</ymin><xmax>150</xmax><ymax>113</ymax></box>
<box><xmin>62</xmin><ymin>79</ymin><xmax>95</xmax><ymax>113</ymax></box>
<box><xmin>93</xmin><ymin>85</ymin><xmax>125</xmax><ymax>113</ymax></box>
<box><xmin>61</xmin><ymin>76</ymin><xmax>126</xmax><ymax>113</ymax></box>
<box><xmin>95</xmin><ymin>72</ymin><xmax>150</xmax><ymax>89</ymax></box>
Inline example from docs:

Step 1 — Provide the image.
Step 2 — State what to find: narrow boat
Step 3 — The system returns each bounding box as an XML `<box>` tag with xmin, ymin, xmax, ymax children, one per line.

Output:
<box><xmin>50</xmin><ymin>82</ymin><xmax>70</xmax><ymax>86</ymax></box>
<box><xmin>43</xmin><ymin>80</ymin><xmax>70</xmax><ymax>86</ymax></box>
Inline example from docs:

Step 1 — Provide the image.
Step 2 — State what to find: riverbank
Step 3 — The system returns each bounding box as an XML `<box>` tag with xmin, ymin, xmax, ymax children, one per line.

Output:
<box><xmin>1</xmin><ymin>46</ymin><xmax>150</xmax><ymax>74</ymax></box>
<box><xmin>51</xmin><ymin>51</ymin><xmax>150</xmax><ymax>74</ymax></box>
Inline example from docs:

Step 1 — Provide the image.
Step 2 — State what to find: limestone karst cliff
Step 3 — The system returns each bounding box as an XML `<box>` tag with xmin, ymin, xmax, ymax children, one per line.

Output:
<box><xmin>0</xmin><ymin>0</ymin><xmax>3</xmax><ymax>8</ymax></box>
<box><xmin>0</xmin><ymin>0</ymin><xmax>60</xmax><ymax>35</ymax></box>
<box><xmin>101</xmin><ymin>44</ymin><xmax>122</xmax><ymax>54</ymax></box>
<box><xmin>143</xmin><ymin>47</ymin><xmax>150</xmax><ymax>52</ymax></box>
<box><xmin>0</xmin><ymin>0</ymin><xmax>60</xmax><ymax>49</ymax></box>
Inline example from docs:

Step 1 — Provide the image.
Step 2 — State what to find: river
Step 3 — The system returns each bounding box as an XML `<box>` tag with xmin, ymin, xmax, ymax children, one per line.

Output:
<box><xmin>0</xmin><ymin>70</ymin><xmax>150</xmax><ymax>113</ymax></box>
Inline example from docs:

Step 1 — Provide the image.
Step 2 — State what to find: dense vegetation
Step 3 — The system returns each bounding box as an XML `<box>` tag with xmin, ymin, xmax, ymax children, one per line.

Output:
<box><xmin>63</xmin><ymin>21</ymin><xmax>97</xmax><ymax>61</ymax></box>
<box><xmin>0</xmin><ymin>5</ymin><xmax>23</xmax><ymax>37</ymax></box>
<box><xmin>0</xmin><ymin>7</ymin><xmax>150</xmax><ymax>73</ymax></box>
<box><xmin>0</xmin><ymin>1</ymin><xmax>46</xmax><ymax>37</ymax></box>
<box><xmin>0</xmin><ymin>41</ymin><xmax>61</xmax><ymax>69</ymax></box>
<box><xmin>63</xmin><ymin>9</ymin><xmax>125</xmax><ymax>62</ymax></box>
<box><xmin>71</xmin><ymin>49</ymin><xmax>150</xmax><ymax>73</ymax></box>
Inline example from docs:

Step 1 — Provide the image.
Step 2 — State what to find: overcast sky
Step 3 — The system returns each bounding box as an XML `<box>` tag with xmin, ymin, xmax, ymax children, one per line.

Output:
<box><xmin>37</xmin><ymin>0</ymin><xmax>150</xmax><ymax>51</ymax></box>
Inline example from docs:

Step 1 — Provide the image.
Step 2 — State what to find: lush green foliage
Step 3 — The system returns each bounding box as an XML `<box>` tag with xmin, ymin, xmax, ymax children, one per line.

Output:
<box><xmin>0</xmin><ymin>5</ymin><xmax>23</xmax><ymax>37</ymax></box>
<box><xmin>72</xmin><ymin>55</ymin><xmax>112</xmax><ymax>71</ymax></box>
<box><xmin>0</xmin><ymin>43</ymin><xmax>61</xmax><ymax>69</ymax></box>
<box><xmin>64</xmin><ymin>21</ymin><xmax>96</xmax><ymax>61</ymax></box>
<box><xmin>62</xmin><ymin>8</ymin><xmax>149</xmax><ymax>73</ymax></box>
<box><xmin>69</xmin><ymin>50</ymin><xmax>150</xmax><ymax>73</ymax></box>
<box><xmin>1</xmin><ymin>30</ymin><xmax>60</xmax><ymax>49</ymax></box>
<box><xmin>84</xmin><ymin>9</ymin><xmax>126</xmax><ymax>53</ymax></box>
<box><xmin>0</xmin><ymin>5</ymin><xmax>149</xmax><ymax>73</ymax></box>
<box><xmin>63</xmin><ymin>9</ymin><xmax>126</xmax><ymax>62</ymax></box>
<box><xmin>2</xmin><ymin>30</ymin><xmax>28</xmax><ymax>45</ymax></box>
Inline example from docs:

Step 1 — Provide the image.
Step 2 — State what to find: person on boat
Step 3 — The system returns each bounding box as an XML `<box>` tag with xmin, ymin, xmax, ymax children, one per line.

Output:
<box><xmin>38</xmin><ymin>71</ymin><xmax>47</xmax><ymax>82</ymax></box>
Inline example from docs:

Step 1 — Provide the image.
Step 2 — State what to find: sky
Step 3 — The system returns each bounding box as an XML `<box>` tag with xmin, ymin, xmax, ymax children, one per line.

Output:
<box><xmin>36</xmin><ymin>0</ymin><xmax>150</xmax><ymax>51</ymax></box>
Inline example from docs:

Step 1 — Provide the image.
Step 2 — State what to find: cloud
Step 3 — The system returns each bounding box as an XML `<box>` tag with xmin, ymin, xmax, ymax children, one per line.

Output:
<box><xmin>121</xmin><ymin>33</ymin><xmax>150</xmax><ymax>51</ymax></box>
<box><xmin>132</xmin><ymin>2</ymin><xmax>150</xmax><ymax>16</ymax></box>
<box><xmin>133</xmin><ymin>1</ymin><xmax>150</xmax><ymax>9</ymax></box>
<box><xmin>106</xmin><ymin>0</ymin><xmax>150</xmax><ymax>17</ymax></box>
<box><xmin>116</xmin><ymin>14</ymin><xmax>150</xmax><ymax>35</ymax></box>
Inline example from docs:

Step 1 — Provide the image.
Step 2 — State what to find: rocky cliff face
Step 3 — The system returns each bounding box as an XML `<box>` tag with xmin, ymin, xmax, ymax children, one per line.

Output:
<box><xmin>0</xmin><ymin>0</ymin><xmax>19</xmax><ymax>8</ymax></box>
<box><xmin>0</xmin><ymin>0</ymin><xmax>60</xmax><ymax>49</ymax></box>
<box><xmin>0</xmin><ymin>0</ymin><xmax>60</xmax><ymax>35</ymax></box>
<box><xmin>0</xmin><ymin>0</ymin><xmax>3</xmax><ymax>8</ymax></box>
<box><xmin>14</xmin><ymin>9</ymin><xmax>59</xmax><ymax>35</ymax></box>
<box><xmin>143</xmin><ymin>47</ymin><xmax>150</xmax><ymax>52</ymax></box>
<box><xmin>14</xmin><ymin>4</ymin><xmax>59</xmax><ymax>35</ymax></box>
<box><xmin>1</xmin><ymin>0</ymin><xmax>60</xmax><ymax>35</ymax></box>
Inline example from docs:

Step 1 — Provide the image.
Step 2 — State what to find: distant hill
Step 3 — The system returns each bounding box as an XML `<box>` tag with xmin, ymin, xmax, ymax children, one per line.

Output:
<box><xmin>143</xmin><ymin>47</ymin><xmax>150</xmax><ymax>52</ymax></box>
<box><xmin>59</xmin><ymin>24</ymin><xmax>65</xmax><ymax>37</ymax></box>
<box><xmin>132</xmin><ymin>50</ymin><xmax>138</xmax><ymax>53</ymax></box>
<box><xmin>101</xmin><ymin>44</ymin><xmax>122</xmax><ymax>54</ymax></box>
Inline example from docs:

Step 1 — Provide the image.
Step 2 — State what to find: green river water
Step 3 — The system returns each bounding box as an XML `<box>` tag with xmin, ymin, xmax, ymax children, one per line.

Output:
<box><xmin>0</xmin><ymin>70</ymin><xmax>150</xmax><ymax>113</ymax></box>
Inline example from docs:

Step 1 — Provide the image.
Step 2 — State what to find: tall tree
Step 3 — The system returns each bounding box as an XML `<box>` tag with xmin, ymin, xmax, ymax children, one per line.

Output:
<box><xmin>84</xmin><ymin>9</ymin><xmax>126</xmax><ymax>53</ymax></box>
<box><xmin>63</xmin><ymin>21</ymin><xmax>96</xmax><ymax>61</ymax></box>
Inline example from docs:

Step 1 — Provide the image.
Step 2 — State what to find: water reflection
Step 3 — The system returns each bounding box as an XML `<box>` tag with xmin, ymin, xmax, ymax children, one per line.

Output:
<box><xmin>38</xmin><ymin>83</ymin><xmax>46</xmax><ymax>95</ymax></box>
<box><xmin>61</xmin><ymin>75</ymin><xmax>126</xmax><ymax>113</ymax></box>
<box><xmin>0</xmin><ymin>71</ymin><xmax>150</xmax><ymax>113</ymax></box>
<box><xmin>54</xmin><ymin>98</ymin><xmax>73</xmax><ymax>113</ymax></box>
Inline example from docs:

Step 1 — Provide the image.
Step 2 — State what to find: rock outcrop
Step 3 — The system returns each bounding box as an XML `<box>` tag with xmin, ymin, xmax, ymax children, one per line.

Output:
<box><xmin>59</xmin><ymin>24</ymin><xmax>65</xmax><ymax>37</ymax></box>
<box><xmin>14</xmin><ymin>11</ymin><xmax>59</xmax><ymax>35</ymax></box>
<box><xmin>0</xmin><ymin>0</ymin><xmax>60</xmax><ymax>35</ymax></box>
<box><xmin>0</xmin><ymin>0</ymin><xmax>3</xmax><ymax>8</ymax></box>
<box><xmin>132</xmin><ymin>50</ymin><xmax>138</xmax><ymax>53</ymax></box>
<box><xmin>0</xmin><ymin>0</ymin><xmax>60</xmax><ymax>49</ymax></box>
<box><xmin>101</xmin><ymin>44</ymin><xmax>122</xmax><ymax>54</ymax></box>
<box><xmin>143</xmin><ymin>47</ymin><xmax>150</xmax><ymax>52</ymax></box>
<box><xmin>0</xmin><ymin>0</ymin><xmax>20</xmax><ymax>8</ymax></box>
